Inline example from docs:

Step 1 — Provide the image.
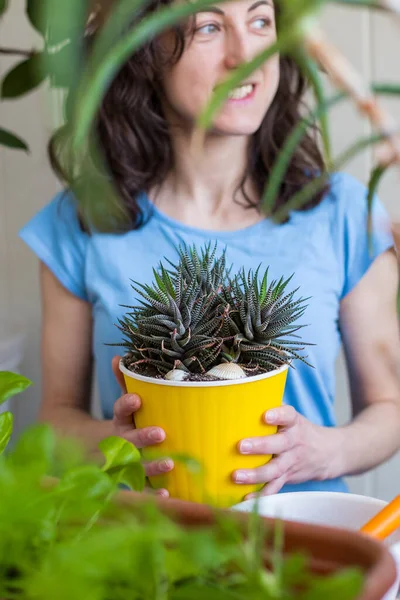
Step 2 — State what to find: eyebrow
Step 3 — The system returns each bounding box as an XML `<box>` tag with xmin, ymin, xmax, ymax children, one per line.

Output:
<box><xmin>198</xmin><ymin>0</ymin><xmax>273</xmax><ymax>15</ymax></box>
<box><xmin>248</xmin><ymin>1</ymin><xmax>272</xmax><ymax>12</ymax></box>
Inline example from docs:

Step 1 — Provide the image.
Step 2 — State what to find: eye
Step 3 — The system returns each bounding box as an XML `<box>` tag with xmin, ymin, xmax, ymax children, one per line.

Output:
<box><xmin>196</xmin><ymin>23</ymin><xmax>220</xmax><ymax>35</ymax></box>
<box><xmin>251</xmin><ymin>17</ymin><xmax>272</xmax><ymax>30</ymax></box>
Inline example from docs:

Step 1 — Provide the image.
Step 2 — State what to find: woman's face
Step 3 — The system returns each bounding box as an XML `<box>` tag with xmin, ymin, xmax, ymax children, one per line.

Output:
<box><xmin>160</xmin><ymin>0</ymin><xmax>279</xmax><ymax>136</ymax></box>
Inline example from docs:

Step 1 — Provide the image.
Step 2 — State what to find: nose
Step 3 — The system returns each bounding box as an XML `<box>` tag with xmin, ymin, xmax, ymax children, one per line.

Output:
<box><xmin>224</xmin><ymin>26</ymin><xmax>251</xmax><ymax>70</ymax></box>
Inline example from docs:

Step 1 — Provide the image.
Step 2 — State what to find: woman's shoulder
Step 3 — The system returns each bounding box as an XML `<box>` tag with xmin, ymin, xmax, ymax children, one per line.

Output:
<box><xmin>326</xmin><ymin>170</ymin><xmax>390</xmax><ymax>231</ymax></box>
<box><xmin>19</xmin><ymin>190</ymin><xmax>90</xmax><ymax>301</ymax></box>
<box><xmin>20</xmin><ymin>188</ymin><xmax>85</xmax><ymax>236</ymax></box>
<box><xmin>326</xmin><ymin>171</ymin><xmax>371</xmax><ymax>211</ymax></box>
<box><xmin>43</xmin><ymin>189</ymin><xmax>84</xmax><ymax>227</ymax></box>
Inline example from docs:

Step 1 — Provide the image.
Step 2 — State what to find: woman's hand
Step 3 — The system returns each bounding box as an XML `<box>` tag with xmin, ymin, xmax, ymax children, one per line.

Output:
<box><xmin>234</xmin><ymin>405</ymin><xmax>332</xmax><ymax>497</ymax></box>
<box><xmin>112</xmin><ymin>356</ymin><xmax>173</xmax><ymax>496</ymax></box>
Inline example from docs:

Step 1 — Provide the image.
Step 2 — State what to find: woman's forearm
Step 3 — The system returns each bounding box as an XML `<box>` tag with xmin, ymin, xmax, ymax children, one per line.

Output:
<box><xmin>39</xmin><ymin>405</ymin><xmax>114</xmax><ymax>458</ymax></box>
<box><xmin>326</xmin><ymin>400</ymin><xmax>400</xmax><ymax>479</ymax></box>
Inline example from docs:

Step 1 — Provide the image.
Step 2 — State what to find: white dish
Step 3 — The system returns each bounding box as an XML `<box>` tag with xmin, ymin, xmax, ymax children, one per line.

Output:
<box><xmin>233</xmin><ymin>491</ymin><xmax>400</xmax><ymax>600</ymax></box>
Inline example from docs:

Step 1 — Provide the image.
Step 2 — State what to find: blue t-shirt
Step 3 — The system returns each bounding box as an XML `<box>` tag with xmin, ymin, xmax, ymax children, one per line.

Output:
<box><xmin>19</xmin><ymin>172</ymin><xmax>393</xmax><ymax>494</ymax></box>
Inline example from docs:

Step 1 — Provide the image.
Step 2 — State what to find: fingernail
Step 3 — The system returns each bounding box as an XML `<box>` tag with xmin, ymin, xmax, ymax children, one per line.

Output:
<box><xmin>235</xmin><ymin>470</ymin><xmax>248</xmax><ymax>483</ymax></box>
<box><xmin>149</xmin><ymin>428</ymin><xmax>164</xmax><ymax>442</ymax></box>
<box><xmin>128</xmin><ymin>394</ymin><xmax>138</xmax><ymax>405</ymax></box>
<box><xmin>240</xmin><ymin>440</ymin><xmax>253</xmax><ymax>453</ymax></box>
<box><xmin>265</xmin><ymin>410</ymin><xmax>276</xmax><ymax>423</ymax></box>
<box><xmin>160</xmin><ymin>459</ymin><xmax>173</xmax><ymax>471</ymax></box>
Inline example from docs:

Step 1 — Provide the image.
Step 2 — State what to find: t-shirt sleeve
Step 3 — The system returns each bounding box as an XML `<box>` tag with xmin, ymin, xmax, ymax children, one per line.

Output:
<box><xmin>333</xmin><ymin>172</ymin><xmax>394</xmax><ymax>299</ymax></box>
<box><xmin>19</xmin><ymin>191</ymin><xmax>89</xmax><ymax>301</ymax></box>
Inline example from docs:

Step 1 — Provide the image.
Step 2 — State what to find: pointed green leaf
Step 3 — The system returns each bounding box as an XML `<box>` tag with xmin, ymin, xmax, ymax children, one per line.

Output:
<box><xmin>367</xmin><ymin>164</ymin><xmax>387</xmax><ymax>255</ymax></box>
<box><xmin>27</xmin><ymin>0</ymin><xmax>87</xmax><ymax>92</ymax></box>
<box><xmin>197</xmin><ymin>32</ymin><xmax>298</xmax><ymax>131</ymax></box>
<box><xmin>57</xmin><ymin>465</ymin><xmax>113</xmax><ymax>499</ymax></box>
<box><xmin>0</xmin><ymin>371</ymin><xmax>32</xmax><ymax>405</ymax></box>
<box><xmin>72</xmin><ymin>0</ymin><xmax>233</xmax><ymax>149</ymax></box>
<box><xmin>273</xmin><ymin>132</ymin><xmax>383</xmax><ymax>222</ymax></box>
<box><xmin>295</xmin><ymin>49</ymin><xmax>332</xmax><ymax>167</ymax></box>
<box><xmin>109</xmin><ymin>462</ymin><xmax>146</xmax><ymax>491</ymax></box>
<box><xmin>47</xmin><ymin>41</ymin><xmax>79</xmax><ymax>89</ymax></box>
<box><xmin>333</xmin><ymin>0</ymin><xmax>385</xmax><ymax>7</ymax></box>
<box><xmin>0</xmin><ymin>411</ymin><xmax>13</xmax><ymax>454</ymax></box>
<box><xmin>26</xmin><ymin>0</ymin><xmax>45</xmax><ymax>35</ymax></box>
<box><xmin>1</xmin><ymin>54</ymin><xmax>46</xmax><ymax>98</ymax></box>
<box><xmin>372</xmin><ymin>83</ymin><xmax>400</xmax><ymax>96</ymax></box>
<box><xmin>99</xmin><ymin>435</ymin><xmax>142</xmax><ymax>471</ymax></box>
<box><xmin>261</xmin><ymin>92</ymin><xmax>345</xmax><ymax>214</ymax></box>
<box><xmin>0</xmin><ymin>0</ymin><xmax>8</xmax><ymax>18</ymax></box>
<box><xmin>0</xmin><ymin>127</ymin><xmax>29</xmax><ymax>151</ymax></box>
<box><xmin>26</xmin><ymin>0</ymin><xmax>85</xmax><ymax>43</ymax></box>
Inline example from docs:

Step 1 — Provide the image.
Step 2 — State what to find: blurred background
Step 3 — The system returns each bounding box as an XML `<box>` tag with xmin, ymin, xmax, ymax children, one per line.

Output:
<box><xmin>1</xmin><ymin>0</ymin><xmax>400</xmax><ymax>499</ymax></box>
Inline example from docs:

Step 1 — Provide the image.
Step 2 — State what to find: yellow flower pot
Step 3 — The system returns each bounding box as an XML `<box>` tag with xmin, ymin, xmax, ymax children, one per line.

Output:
<box><xmin>120</xmin><ymin>360</ymin><xmax>288</xmax><ymax>507</ymax></box>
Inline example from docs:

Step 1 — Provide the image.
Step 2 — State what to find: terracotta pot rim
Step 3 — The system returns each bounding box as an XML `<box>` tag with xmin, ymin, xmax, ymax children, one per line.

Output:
<box><xmin>116</xmin><ymin>491</ymin><xmax>398</xmax><ymax>600</ymax></box>
<box><xmin>119</xmin><ymin>358</ymin><xmax>289</xmax><ymax>388</ymax></box>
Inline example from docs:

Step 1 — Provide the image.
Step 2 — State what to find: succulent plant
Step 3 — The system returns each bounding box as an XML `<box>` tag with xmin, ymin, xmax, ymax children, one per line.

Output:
<box><xmin>218</xmin><ymin>268</ymin><xmax>313</xmax><ymax>377</ymax></box>
<box><xmin>117</xmin><ymin>244</ymin><xmax>228</xmax><ymax>377</ymax></box>
<box><xmin>116</xmin><ymin>244</ymin><xmax>311</xmax><ymax>381</ymax></box>
<box><xmin>167</xmin><ymin>242</ymin><xmax>229</xmax><ymax>296</ymax></box>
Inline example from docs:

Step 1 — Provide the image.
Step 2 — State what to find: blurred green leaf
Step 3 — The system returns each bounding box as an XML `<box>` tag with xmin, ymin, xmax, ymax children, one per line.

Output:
<box><xmin>58</xmin><ymin>465</ymin><xmax>114</xmax><ymax>500</ymax></box>
<box><xmin>170</xmin><ymin>453</ymin><xmax>202</xmax><ymax>473</ymax></box>
<box><xmin>72</xmin><ymin>0</ymin><xmax>232</xmax><ymax>149</ymax></box>
<box><xmin>99</xmin><ymin>436</ymin><xmax>145</xmax><ymax>490</ymax></box>
<box><xmin>261</xmin><ymin>92</ymin><xmax>345</xmax><ymax>214</ymax></box>
<box><xmin>372</xmin><ymin>83</ymin><xmax>400</xmax><ymax>95</ymax></box>
<box><xmin>112</xmin><ymin>462</ymin><xmax>146</xmax><ymax>491</ymax></box>
<box><xmin>367</xmin><ymin>164</ymin><xmax>387</xmax><ymax>254</ymax></box>
<box><xmin>300</xmin><ymin>568</ymin><xmax>363</xmax><ymax>600</ymax></box>
<box><xmin>332</xmin><ymin>0</ymin><xmax>381</xmax><ymax>7</ymax></box>
<box><xmin>0</xmin><ymin>412</ymin><xmax>13</xmax><ymax>454</ymax></box>
<box><xmin>273</xmin><ymin>132</ymin><xmax>383</xmax><ymax>222</ymax></box>
<box><xmin>40</xmin><ymin>0</ymin><xmax>88</xmax><ymax>92</ymax></box>
<box><xmin>1</xmin><ymin>54</ymin><xmax>47</xmax><ymax>98</ymax></box>
<box><xmin>170</xmin><ymin>584</ymin><xmax>243</xmax><ymax>600</ymax></box>
<box><xmin>0</xmin><ymin>371</ymin><xmax>32</xmax><ymax>405</ymax></box>
<box><xmin>11</xmin><ymin>423</ymin><xmax>55</xmax><ymax>473</ymax></box>
<box><xmin>0</xmin><ymin>0</ymin><xmax>8</xmax><ymax>18</ymax></box>
<box><xmin>0</xmin><ymin>127</ymin><xmax>29</xmax><ymax>151</ymax></box>
<box><xmin>26</xmin><ymin>0</ymin><xmax>86</xmax><ymax>43</ymax></box>
<box><xmin>198</xmin><ymin>36</ymin><xmax>297</xmax><ymax>131</ymax></box>
<box><xmin>88</xmin><ymin>0</ymin><xmax>149</xmax><ymax>68</ymax></box>
<box><xmin>197</xmin><ymin>0</ymin><xmax>324</xmax><ymax>130</ymax></box>
<box><xmin>47</xmin><ymin>41</ymin><xmax>78</xmax><ymax>89</ymax></box>
<box><xmin>295</xmin><ymin>48</ymin><xmax>332</xmax><ymax>167</ymax></box>
<box><xmin>99</xmin><ymin>436</ymin><xmax>141</xmax><ymax>470</ymax></box>
<box><xmin>26</xmin><ymin>0</ymin><xmax>45</xmax><ymax>35</ymax></box>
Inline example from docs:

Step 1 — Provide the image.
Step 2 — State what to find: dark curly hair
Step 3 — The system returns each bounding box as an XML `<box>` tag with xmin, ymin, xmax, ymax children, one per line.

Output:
<box><xmin>49</xmin><ymin>0</ymin><xmax>329</xmax><ymax>232</ymax></box>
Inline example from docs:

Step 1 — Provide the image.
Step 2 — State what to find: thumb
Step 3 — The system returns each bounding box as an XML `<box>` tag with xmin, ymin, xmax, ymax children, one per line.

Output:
<box><xmin>112</xmin><ymin>355</ymin><xmax>127</xmax><ymax>393</ymax></box>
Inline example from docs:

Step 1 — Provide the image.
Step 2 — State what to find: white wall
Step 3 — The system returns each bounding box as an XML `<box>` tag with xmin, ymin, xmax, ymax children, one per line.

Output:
<box><xmin>1</xmin><ymin>0</ymin><xmax>399</xmax><ymax>499</ymax></box>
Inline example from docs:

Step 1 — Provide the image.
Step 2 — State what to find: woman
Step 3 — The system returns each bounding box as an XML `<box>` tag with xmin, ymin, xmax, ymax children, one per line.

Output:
<box><xmin>19</xmin><ymin>0</ymin><xmax>400</xmax><ymax>499</ymax></box>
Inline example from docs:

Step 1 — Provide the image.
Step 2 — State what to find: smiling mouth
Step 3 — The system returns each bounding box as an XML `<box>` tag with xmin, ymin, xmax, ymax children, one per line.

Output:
<box><xmin>227</xmin><ymin>83</ymin><xmax>256</xmax><ymax>100</ymax></box>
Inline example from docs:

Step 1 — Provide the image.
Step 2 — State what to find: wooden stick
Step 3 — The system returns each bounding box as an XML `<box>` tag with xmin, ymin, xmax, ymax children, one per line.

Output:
<box><xmin>0</xmin><ymin>47</ymin><xmax>35</xmax><ymax>58</ymax></box>
<box><xmin>304</xmin><ymin>26</ymin><xmax>400</xmax><ymax>168</ymax></box>
<box><xmin>379</xmin><ymin>0</ymin><xmax>400</xmax><ymax>15</ymax></box>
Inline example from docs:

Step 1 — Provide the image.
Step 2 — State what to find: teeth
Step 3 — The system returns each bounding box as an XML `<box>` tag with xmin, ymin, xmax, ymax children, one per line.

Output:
<box><xmin>228</xmin><ymin>84</ymin><xmax>253</xmax><ymax>100</ymax></box>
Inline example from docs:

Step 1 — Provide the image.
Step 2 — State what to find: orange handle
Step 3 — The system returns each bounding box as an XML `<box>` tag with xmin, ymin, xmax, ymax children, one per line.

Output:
<box><xmin>360</xmin><ymin>495</ymin><xmax>400</xmax><ymax>540</ymax></box>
